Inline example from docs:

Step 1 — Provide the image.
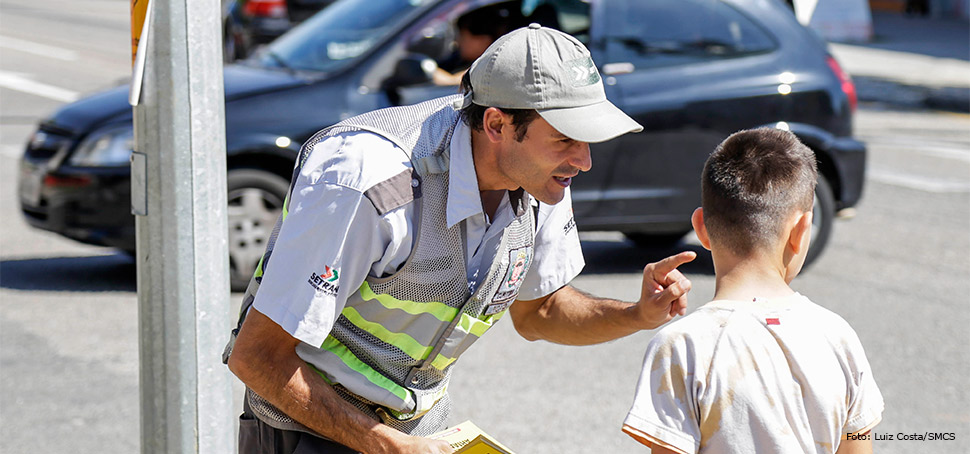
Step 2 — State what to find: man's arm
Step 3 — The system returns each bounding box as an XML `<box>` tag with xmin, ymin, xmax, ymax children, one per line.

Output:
<box><xmin>228</xmin><ymin>309</ymin><xmax>453</xmax><ymax>454</ymax></box>
<box><xmin>509</xmin><ymin>251</ymin><xmax>695</xmax><ymax>345</ymax></box>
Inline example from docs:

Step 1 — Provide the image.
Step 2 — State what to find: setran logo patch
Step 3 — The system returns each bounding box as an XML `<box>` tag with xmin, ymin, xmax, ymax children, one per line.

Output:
<box><xmin>308</xmin><ymin>265</ymin><xmax>340</xmax><ymax>296</ymax></box>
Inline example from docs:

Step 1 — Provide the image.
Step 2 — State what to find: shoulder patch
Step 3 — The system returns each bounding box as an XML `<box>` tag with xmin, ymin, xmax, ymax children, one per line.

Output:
<box><xmin>364</xmin><ymin>169</ymin><xmax>420</xmax><ymax>215</ymax></box>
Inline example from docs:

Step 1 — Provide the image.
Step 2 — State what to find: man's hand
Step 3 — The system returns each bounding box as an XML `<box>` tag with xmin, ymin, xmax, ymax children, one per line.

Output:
<box><xmin>636</xmin><ymin>251</ymin><xmax>696</xmax><ymax>329</ymax></box>
<box><xmin>508</xmin><ymin>251</ymin><xmax>696</xmax><ymax>345</ymax></box>
<box><xmin>403</xmin><ymin>436</ymin><xmax>455</xmax><ymax>454</ymax></box>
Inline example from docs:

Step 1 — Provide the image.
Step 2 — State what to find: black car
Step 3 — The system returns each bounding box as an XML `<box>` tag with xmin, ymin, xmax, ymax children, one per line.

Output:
<box><xmin>19</xmin><ymin>0</ymin><xmax>865</xmax><ymax>291</ymax></box>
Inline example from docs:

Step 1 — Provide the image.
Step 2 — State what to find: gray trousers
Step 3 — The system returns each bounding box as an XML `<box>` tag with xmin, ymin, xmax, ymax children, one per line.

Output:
<box><xmin>238</xmin><ymin>400</ymin><xmax>359</xmax><ymax>454</ymax></box>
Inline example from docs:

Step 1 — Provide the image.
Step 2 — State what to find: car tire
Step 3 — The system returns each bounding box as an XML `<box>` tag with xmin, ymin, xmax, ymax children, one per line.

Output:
<box><xmin>804</xmin><ymin>175</ymin><xmax>835</xmax><ymax>268</ymax></box>
<box><xmin>227</xmin><ymin>168</ymin><xmax>290</xmax><ymax>292</ymax></box>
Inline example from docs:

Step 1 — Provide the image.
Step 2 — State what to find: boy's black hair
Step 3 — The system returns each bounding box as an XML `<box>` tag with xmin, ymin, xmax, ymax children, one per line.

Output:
<box><xmin>701</xmin><ymin>128</ymin><xmax>818</xmax><ymax>255</ymax></box>
<box><xmin>459</xmin><ymin>71</ymin><xmax>538</xmax><ymax>142</ymax></box>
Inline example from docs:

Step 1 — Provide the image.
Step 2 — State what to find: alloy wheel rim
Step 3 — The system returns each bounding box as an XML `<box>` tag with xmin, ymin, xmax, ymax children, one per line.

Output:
<box><xmin>227</xmin><ymin>187</ymin><xmax>283</xmax><ymax>280</ymax></box>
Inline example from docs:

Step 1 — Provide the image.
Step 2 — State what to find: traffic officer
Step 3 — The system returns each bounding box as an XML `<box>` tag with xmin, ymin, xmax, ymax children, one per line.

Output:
<box><xmin>226</xmin><ymin>24</ymin><xmax>696</xmax><ymax>453</ymax></box>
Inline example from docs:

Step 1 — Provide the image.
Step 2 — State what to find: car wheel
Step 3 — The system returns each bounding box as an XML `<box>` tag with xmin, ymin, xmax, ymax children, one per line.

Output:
<box><xmin>624</xmin><ymin>231</ymin><xmax>691</xmax><ymax>250</ymax></box>
<box><xmin>227</xmin><ymin>169</ymin><xmax>289</xmax><ymax>292</ymax></box>
<box><xmin>804</xmin><ymin>175</ymin><xmax>835</xmax><ymax>268</ymax></box>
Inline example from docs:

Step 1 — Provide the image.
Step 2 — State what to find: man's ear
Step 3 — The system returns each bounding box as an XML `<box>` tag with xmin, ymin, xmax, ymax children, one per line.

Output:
<box><xmin>691</xmin><ymin>207</ymin><xmax>712</xmax><ymax>251</ymax></box>
<box><xmin>482</xmin><ymin>107</ymin><xmax>508</xmax><ymax>144</ymax></box>
<box><xmin>787</xmin><ymin>210</ymin><xmax>813</xmax><ymax>255</ymax></box>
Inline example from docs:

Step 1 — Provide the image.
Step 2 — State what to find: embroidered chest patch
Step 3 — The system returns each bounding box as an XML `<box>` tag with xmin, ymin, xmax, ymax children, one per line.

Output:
<box><xmin>485</xmin><ymin>246</ymin><xmax>533</xmax><ymax>314</ymax></box>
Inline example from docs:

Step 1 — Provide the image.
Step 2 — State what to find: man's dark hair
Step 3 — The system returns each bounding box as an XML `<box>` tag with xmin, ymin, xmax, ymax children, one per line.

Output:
<box><xmin>459</xmin><ymin>71</ymin><xmax>538</xmax><ymax>142</ymax></box>
<box><xmin>701</xmin><ymin>128</ymin><xmax>818</xmax><ymax>256</ymax></box>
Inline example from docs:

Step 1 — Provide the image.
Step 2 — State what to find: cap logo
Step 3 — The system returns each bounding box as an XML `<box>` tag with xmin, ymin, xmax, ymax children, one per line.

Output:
<box><xmin>566</xmin><ymin>57</ymin><xmax>600</xmax><ymax>87</ymax></box>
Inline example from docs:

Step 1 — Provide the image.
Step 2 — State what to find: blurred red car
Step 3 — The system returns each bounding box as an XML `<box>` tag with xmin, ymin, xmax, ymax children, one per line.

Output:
<box><xmin>223</xmin><ymin>0</ymin><xmax>335</xmax><ymax>61</ymax></box>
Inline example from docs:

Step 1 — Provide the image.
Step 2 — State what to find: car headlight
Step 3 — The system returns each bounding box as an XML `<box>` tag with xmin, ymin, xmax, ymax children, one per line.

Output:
<box><xmin>68</xmin><ymin>125</ymin><xmax>134</xmax><ymax>167</ymax></box>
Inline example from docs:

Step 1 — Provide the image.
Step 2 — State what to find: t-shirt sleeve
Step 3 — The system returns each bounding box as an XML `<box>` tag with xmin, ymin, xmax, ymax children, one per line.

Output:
<box><xmin>842</xmin><ymin>330</ymin><xmax>885</xmax><ymax>434</ymax></box>
<box><xmin>515</xmin><ymin>187</ymin><xmax>585</xmax><ymax>300</ymax></box>
<box><xmin>251</xmin><ymin>135</ymin><xmax>399</xmax><ymax>349</ymax></box>
<box><xmin>623</xmin><ymin>329</ymin><xmax>701</xmax><ymax>454</ymax></box>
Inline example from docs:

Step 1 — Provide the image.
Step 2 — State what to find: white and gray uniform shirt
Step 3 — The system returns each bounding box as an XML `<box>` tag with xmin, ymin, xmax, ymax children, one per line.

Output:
<box><xmin>253</xmin><ymin>120</ymin><xmax>585</xmax><ymax>348</ymax></box>
<box><xmin>623</xmin><ymin>293</ymin><xmax>884</xmax><ymax>454</ymax></box>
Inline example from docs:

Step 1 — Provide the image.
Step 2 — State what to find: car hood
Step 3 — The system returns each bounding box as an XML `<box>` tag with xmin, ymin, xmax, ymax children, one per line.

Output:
<box><xmin>47</xmin><ymin>64</ymin><xmax>307</xmax><ymax>134</ymax></box>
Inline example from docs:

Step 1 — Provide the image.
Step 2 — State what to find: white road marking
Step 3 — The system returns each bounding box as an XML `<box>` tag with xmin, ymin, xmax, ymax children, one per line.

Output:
<box><xmin>0</xmin><ymin>70</ymin><xmax>78</xmax><ymax>102</ymax></box>
<box><xmin>869</xmin><ymin>169</ymin><xmax>970</xmax><ymax>193</ymax></box>
<box><xmin>862</xmin><ymin>136</ymin><xmax>970</xmax><ymax>163</ymax></box>
<box><xmin>0</xmin><ymin>35</ymin><xmax>79</xmax><ymax>61</ymax></box>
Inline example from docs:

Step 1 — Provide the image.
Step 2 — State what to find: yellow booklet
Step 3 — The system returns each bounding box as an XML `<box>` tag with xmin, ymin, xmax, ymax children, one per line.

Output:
<box><xmin>430</xmin><ymin>420</ymin><xmax>516</xmax><ymax>454</ymax></box>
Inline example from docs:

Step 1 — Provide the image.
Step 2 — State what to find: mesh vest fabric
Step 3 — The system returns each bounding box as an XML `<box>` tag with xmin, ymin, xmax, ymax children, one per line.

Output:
<box><xmin>237</xmin><ymin>95</ymin><xmax>536</xmax><ymax>438</ymax></box>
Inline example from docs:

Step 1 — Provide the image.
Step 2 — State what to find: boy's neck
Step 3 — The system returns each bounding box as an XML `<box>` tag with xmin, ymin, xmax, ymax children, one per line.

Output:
<box><xmin>710</xmin><ymin>249</ymin><xmax>795</xmax><ymax>302</ymax></box>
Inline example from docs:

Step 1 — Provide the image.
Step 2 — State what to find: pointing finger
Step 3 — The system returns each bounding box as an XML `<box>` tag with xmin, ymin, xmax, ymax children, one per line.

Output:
<box><xmin>647</xmin><ymin>251</ymin><xmax>697</xmax><ymax>279</ymax></box>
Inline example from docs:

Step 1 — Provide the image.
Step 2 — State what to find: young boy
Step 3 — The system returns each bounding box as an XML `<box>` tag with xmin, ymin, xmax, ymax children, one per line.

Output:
<box><xmin>622</xmin><ymin>128</ymin><xmax>883</xmax><ymax>454</ymax></box>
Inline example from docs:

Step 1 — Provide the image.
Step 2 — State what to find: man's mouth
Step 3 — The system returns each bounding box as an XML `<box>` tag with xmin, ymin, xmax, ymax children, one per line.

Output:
<box><xmin>553</xmin><ymin>176</ymin><xmax>572</xmax><ymax>187</ymax></box>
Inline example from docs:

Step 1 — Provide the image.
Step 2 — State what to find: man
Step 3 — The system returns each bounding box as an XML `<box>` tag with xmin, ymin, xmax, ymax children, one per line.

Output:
<box><xmin>226</xmin><ymin>24</ymin><xmax>696</xmax><ymax>453</ymax></box>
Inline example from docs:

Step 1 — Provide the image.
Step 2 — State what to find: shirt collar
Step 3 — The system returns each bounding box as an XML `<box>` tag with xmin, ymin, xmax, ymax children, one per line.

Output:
<box><xmin>508</xmin><ymin>188</ymin><xmax>529</xmax><ymax>217</ymax></box>
<box><xmin>446</xmin><ymin>121</ymin><xmax>531</xmax><ymax>228</ymax></box>
<box><xmin>447</xmin><ymin>120</ymin><xmax>484</xmax><ymax>228</ymax></box>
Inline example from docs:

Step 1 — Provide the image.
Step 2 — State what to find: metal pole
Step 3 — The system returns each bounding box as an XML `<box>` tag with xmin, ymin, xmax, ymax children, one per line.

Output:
<box><xmin>131</xmin><ymin>0</ymin><xmax>233</xmax><ymax>451</ymax></box>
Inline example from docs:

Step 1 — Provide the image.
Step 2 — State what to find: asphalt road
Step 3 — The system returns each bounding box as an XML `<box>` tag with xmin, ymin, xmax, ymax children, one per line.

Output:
<box><xmin>1</xmin><ymin>1</ymin><xmax>968</xmax><ymax>453</ymax></box>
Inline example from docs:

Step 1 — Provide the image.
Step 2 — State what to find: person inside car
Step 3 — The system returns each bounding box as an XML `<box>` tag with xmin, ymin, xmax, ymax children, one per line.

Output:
<box><xmin>432</xmin><ymin>2</ymin><xmax>522</xmax><ymax>85</ymax></box>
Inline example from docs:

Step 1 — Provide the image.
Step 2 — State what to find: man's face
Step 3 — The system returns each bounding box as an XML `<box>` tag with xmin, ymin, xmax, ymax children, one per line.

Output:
<box><xmin>496</xmin><ymin>116</ymin><xmax>592</xmax><ymax>205</ymax></box>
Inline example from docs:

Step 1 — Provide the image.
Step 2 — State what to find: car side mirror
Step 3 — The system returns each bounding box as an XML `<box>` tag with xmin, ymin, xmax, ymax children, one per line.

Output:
<box><xmin>386</xmin><ymin>54</ymin><xmax>438</xmax><ymax>88</ymax></box>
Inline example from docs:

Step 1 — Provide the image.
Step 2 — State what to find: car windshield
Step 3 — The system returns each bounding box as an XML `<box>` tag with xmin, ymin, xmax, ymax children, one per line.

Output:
<box><xmin>254</xmin><ymin>0</ymin><xmax>438</xmax><ymax>73</ymax></box>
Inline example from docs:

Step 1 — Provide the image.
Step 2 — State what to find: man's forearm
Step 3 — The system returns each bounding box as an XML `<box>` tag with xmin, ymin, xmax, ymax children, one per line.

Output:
<box><xmin>509</xmin><ymin>252</ymin><xmax>694</xmax><ymax>346</ymax></box>
<box><xmin>246</xmin><ymin>355</ymin><xmax>404</xmax><ymax>452</ymax></box>
<box><xmin>510</xmin><ymin>285</ymin><xmax>644</xmax><ymax>346</ymax></box>
<box><xmin>228</xmin><ymin>310</ymin><xmax>411</xmax><ymax>453</ymax></box>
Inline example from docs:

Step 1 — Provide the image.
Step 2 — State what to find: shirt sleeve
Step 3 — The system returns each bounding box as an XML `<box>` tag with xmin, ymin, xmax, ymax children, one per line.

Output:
<box><xmin>515</xmin><ymin>187</ymin><xmax>585</xmax><ymax>300</ymax></box>
<box><xmin>252</xmin><ymin>134</ymin><xmax>402</xmax><ymax>349</ymax></box>
<box><xmin>842</xmin><ymin>330</ymin><xmax>885</xmax><ymax>434</ymax></box>
<box><xmin>623</xmin><ymin>328</ymin><xmax>701</xmax><ymax>454</ymax></box>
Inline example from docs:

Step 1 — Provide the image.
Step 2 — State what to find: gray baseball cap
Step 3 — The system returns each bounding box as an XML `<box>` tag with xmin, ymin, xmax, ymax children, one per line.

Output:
<box><xmin>465</xmin><ymin>23</ymin><xmax>642</xmax><ymax>143</ymax></box>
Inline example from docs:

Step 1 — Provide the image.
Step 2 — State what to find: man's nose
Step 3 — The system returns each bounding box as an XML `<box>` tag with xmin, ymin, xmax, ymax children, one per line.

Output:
<box><xmin>571</xmin><ymin>142</ymin><xmax>592</xmax><ymax>172</ymax></box>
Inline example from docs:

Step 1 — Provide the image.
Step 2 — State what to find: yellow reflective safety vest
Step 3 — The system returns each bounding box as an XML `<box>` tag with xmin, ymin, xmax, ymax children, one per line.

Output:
<box><xmin>229</xmin><ymin>95</ymin><xmax>536</xmax><ymax>437</ymax></box>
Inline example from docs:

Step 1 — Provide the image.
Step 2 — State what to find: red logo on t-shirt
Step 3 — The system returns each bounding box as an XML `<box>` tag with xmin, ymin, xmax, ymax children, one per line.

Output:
<box><xmin>766</xmin><ymin>318</ymin><xmax>780</xmax><ymax>325</ymax></box>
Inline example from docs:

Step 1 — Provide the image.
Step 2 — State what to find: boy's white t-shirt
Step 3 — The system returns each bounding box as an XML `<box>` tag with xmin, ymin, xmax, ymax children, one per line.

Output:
<box><xmin>623</xmin><ymin>293</ymin><xmax>883</xmax><ymax>454</ymax></box>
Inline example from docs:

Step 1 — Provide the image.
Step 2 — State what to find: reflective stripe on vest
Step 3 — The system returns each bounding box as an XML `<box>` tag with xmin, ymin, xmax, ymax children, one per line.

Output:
<box><xmin>354</xmin><ymin>282</ymin><xmax>507</xmax><ymax>365</ymax></box>
<box><xmin>296</xmin><ymin>336</ymin><xmax>416</xmax><ymax>412</ymax></box>
<box><xmin>304</xmin><ymin>281</ymin><xmax>510</xmax><ymax>413</ymax></box>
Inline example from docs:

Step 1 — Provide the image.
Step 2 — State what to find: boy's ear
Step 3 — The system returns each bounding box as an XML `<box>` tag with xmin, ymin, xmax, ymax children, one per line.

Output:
<box><xmin>691</xmin><ymin>207</ymin><xmax>712</xmax><ymax>251</ymax></box>
<box><xmin>787</xmin><ymin>210</ymin><xmax>814</xmax><ymax>255</ymax></box>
